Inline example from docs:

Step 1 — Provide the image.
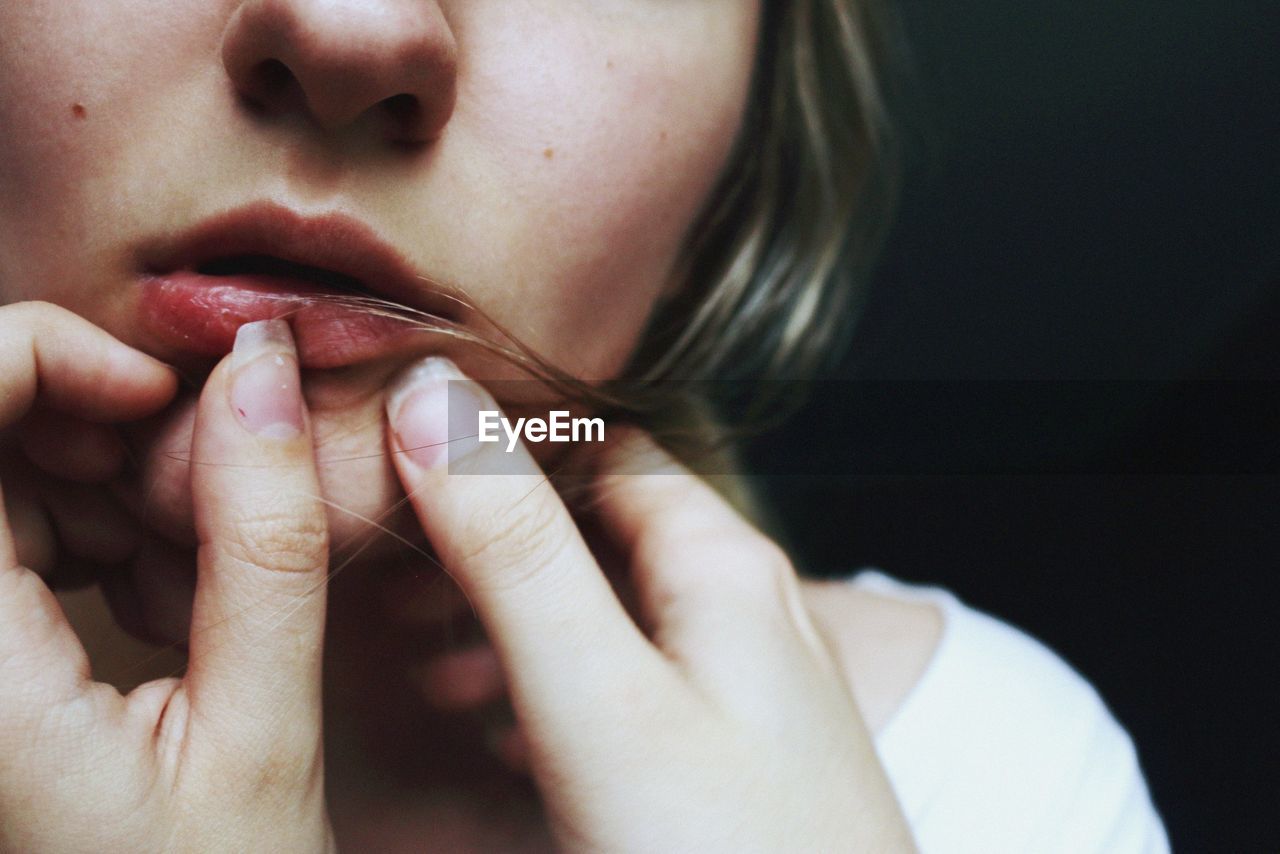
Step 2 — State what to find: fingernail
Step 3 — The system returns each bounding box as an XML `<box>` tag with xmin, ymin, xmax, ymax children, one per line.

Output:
<box><xmin>387</xmin><ymin>357</ymin><xmax>482</xmax><ymax>469</ymax></box>
<box><xmin>228</xmin><ymin>320</ymin><xmax>305</xmax><ymax>440</ymax></box>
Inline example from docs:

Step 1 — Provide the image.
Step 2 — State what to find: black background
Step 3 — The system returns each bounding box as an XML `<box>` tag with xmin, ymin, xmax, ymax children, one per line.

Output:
<box><xmin>747</xmin><ymin>2</ymin><xmax>1279</xmax><ymax>849</ymax></box>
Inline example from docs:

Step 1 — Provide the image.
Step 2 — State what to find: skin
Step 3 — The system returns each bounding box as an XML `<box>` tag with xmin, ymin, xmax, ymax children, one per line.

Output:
<box><xmin>0</xmin><ymin>0</ymin><xmax>758</xmax><ymax>557</ymax></box>
<box><xmin>0</xmin><ymin>1</ymin><xmax>938</xmax><ymax>849</ymax></box>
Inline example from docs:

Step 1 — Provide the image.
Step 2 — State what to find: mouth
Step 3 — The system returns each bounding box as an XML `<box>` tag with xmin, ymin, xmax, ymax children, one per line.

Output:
<box><xmin>194</xmin><ymin>253</ymin><xmax>370</xmax><ymax>292</ymax></box>
<box><xmin>136</xmin><ymin>203</ymin><xmax>463</xmax><ymax>369</ymax></box>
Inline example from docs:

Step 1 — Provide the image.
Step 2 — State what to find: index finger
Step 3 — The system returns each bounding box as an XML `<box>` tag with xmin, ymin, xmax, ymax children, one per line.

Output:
<box><xmin>185</xmin><ymin>321</ymin><xmax>329</xmax><ymax>760</ymax></box>
<box><xmin>0</xmin><ymin>301</ymin><xmax>176</xmax><ymax>426</ymax></box>
<box><xmin>384</xmin><ymin>358</ymin><xmax>663</xmax><ymax>729</ymax></box>
<box><xmin>0</xmin><ymin>302</ymin><xmax>177</xmax><ymax>567</ymax></box>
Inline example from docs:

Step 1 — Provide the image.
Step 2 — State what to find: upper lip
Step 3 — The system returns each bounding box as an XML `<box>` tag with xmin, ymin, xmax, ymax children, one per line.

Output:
<box><xmin>139</xmin><ymin>202</ymin><xmax>464</xmax><ymax>322</ymax></box>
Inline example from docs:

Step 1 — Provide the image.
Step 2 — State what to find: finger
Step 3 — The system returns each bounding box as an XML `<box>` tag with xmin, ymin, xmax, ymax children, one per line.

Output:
<box><xmin>100</xmin><ymin>556</ymin><xmax>152</xmax><ymax>644</ymax></box>
<box><xmin>18</xmin><ymin>407</ymin><xmax>129</xmax><ymax>484</ymax></box>
<box><xmin>0</xmin><ymin>470</ymin><xmax>55</xmax><ymax>574</ymax></box>
<box><xmin>112</xmin><ymin>392</ymin><xmax>200</xmax><ymax>549</ymax></box>
<box><xmin>185</xmin><ymin>320</ymin><xmax>328</xmax><ymax>752</ymax></box>
<box><xmin>0</xmin><ymin>301</ymin><xmax>177</xmax><ymax>427</ymax></box>
<box><xmin>0</xmin><ymin>454</ymin><xmax>137</xmax><ymax>584</ymax></box>
<box><xmin>99</xmin><ymin>540</ymin><xmax>196</xmax><ymax>648</ymax></box>
<box><xmin>592</xmin><ymin>431</ymin><xmax>828</xmax><ymax>696</ymax></box>
<box><xmin>1</xmin><ymin>448</ymin><xmax>145</xmax><ymax>589</ymax></box>
<box><xmin>0</xmin><ymin>302</ymin><xmax>176</xmax><ymax>568</ymax></box>
<box><xmin>417</xmin><ymin>643</ymin><xmax>506</xmax><ymax>711</ymax></box>
<box><xmin>37</xmin><ymin>478</ymin><xmax>144</xmax><ymax>567</ymax></box>
<box><xmin>385</xmin><ymin>358</ymin><xmax>664</xmax><ymax>727</ymax></box>
<box><xmin>129</xmin><ymin>536</ymin><xmax>197</xmax><ymax>646</ymax></box>
<box><xmin>0</xmin><ymin>488</ymin><xmax>96</xmax><ymax>728</ymax></box>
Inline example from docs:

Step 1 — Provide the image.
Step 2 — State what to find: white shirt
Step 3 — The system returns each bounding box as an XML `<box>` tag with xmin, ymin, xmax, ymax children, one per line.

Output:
<box><xmin>853</xmin><ymin>571</ymin><xmax>1170</xmax><ymax>853</ymax></box>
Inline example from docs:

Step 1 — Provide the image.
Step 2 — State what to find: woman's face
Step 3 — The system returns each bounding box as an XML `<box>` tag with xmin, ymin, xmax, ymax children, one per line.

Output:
<box><xmin>0</xmin><ymin>0</ymin><xmax>758</xmax><ymax>378</ymax></box>
<box><xmin>0</xmin><ymin>2</ymin><xmax>759</xmax><ymax>566</ymax></box>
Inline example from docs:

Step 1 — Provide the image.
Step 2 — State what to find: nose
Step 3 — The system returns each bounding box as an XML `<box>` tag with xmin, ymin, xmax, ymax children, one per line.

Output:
<box><xmin>222</xmin><ymin>0</ymin><xmax>458</xmax><ymax>145</ymax></box>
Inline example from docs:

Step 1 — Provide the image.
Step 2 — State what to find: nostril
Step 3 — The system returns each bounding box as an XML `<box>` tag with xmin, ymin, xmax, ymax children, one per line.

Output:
<box><xmin>220</xmin><ymin>1</ymin><xmax>458</xmax><ymax>143</ymax></box>
<box><xmin>256</xmin><ymin>59</ymin><xmax>295</xmax><ymax>90</ymax></box>
<box><xmin>240</xmin><ymin>58</ymin><xmax>299</xmax><ymax>111</ymax></box>
<box><xmin>381</xmin><ymin>93</ymin><xmax>424</xmax><ymax>139</ymax></box>
<box><xmin>382</xmin><ymin>94</ymin><xmax>419</xmax><ymax>122</ymax></box>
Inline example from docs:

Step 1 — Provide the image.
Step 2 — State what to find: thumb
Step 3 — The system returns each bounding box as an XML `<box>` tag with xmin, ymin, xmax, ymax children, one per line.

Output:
<box><xmin>185</xmin><ymin>320</ymin><xmax>328</xmax><ymax>757</ymax></box>
<box><xmin>383</xmin><ymin>358</ymin><xmax>665</xmax><ymax>733</ymax></box>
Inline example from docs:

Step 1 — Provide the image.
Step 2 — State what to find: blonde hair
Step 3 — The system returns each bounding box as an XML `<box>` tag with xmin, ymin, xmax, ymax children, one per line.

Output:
<box><xmin>335</xmin><ymin>0</ymin><xmax>900</xmax><ymax>461</ymax></box>
<box><xmin>633</xmin><ymin>0</ymin><xmax>900</xmax><ymax>396</ymax></box>
<box><xmin>610</xmin><ymin>0</ymin><xmax>902</xmax><ymax>519</ymax></box>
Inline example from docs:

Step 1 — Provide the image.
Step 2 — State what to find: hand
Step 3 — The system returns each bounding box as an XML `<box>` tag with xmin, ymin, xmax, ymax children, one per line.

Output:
<box><xmin>384</xmin><ymin>357</ymin><xmax>917</xmax><ymax>852</ymax></box>
<box><xmin>0</xmin><ymin>309</ymin><xmax>335</xmax><ymax>853</ymax></box>
<box><xmin>106</xmin><ymin>354</ymin><xmax>441</xmax><ymax>649</ymax></box>
<box><xmin>0</xmin><ymin>302</ymin><xmax>175</xmax><ymax>605</ymax></box>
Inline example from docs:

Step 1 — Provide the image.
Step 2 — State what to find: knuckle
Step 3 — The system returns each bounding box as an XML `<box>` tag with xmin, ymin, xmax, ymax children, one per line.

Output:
<box><xmin>457</xmin><ymin>493</ymin><xmax>575</xmax><ymax>587</ymax></box>
<box><xmin>8</xmin><ymin>300</ymin><xmax>68</xmax><ymax>338</ymax></box>
<box><xmin>4</xmin><ymin>299</ymin><xmax>50</xmax><ymax>323</ymax></box>
<box><xmin>217</xmin><ymin>508</ymin><xmax>328</xmax><ymax>575</ymax></box>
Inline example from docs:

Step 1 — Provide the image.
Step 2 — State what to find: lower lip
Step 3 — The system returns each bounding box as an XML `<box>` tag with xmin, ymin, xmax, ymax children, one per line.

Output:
<box><xmin>138</xmin><ymin>272</ymin><xmax>428</xmax><ymax>368</ymax></box>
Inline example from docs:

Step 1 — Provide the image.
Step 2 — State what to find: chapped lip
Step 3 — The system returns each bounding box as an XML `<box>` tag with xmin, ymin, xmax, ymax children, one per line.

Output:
<box><xmin>138</xmin><ymin>201</ymin><xmax>465</xmax><ymax>324</ymax></box>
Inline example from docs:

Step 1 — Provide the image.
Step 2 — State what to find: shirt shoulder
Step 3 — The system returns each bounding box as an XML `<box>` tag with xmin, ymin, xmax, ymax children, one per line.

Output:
<box><xmin>850</xmin><ymin>571</ymin><xmax>1169</xmax><ymax>854</ymax></box>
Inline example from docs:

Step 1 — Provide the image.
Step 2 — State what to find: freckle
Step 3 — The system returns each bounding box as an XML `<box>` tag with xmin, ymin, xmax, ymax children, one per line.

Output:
<box><xmin>543</xmin><ymin>147</ymin><xmax>555</xmax><ymax>160</ymax></box>
<box><xmin>71</xmin><ymin>103</ymin><xmax>87</xmax><ymax>120</ymax></box>
<box><xmin>660</xmin><ymin>130</ymin><xmax>668</xmax><ymax>142</ymax></box>
<box><xmin>606</xmin><ymin>59</ymin><xmax>615</xmax><ymax>70</ymax></box>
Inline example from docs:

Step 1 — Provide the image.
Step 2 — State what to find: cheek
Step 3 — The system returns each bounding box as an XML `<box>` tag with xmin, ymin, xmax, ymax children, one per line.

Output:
<box><xmin>0</xmin><ymin>2</ymin><xmax>225</xmax><ymax>302</ymax></box>
<box><xmin>450</xmin><ymin>11</ymin><xmax>757</xmax><ymax>376</ymax></box>
<box><xmin>0</xmin><ymin>5</ymin><xmax>116</xmax><ymax>206</ymax></box>
<box><xmin>0</xmin><ymin>7</ymin><xmax>103</xmax><ymax>295</ymax></box>
<box><xmin>0</xmin><ymin>0</ymin><xmax>759</xmax><ymax>382</ymax></box>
